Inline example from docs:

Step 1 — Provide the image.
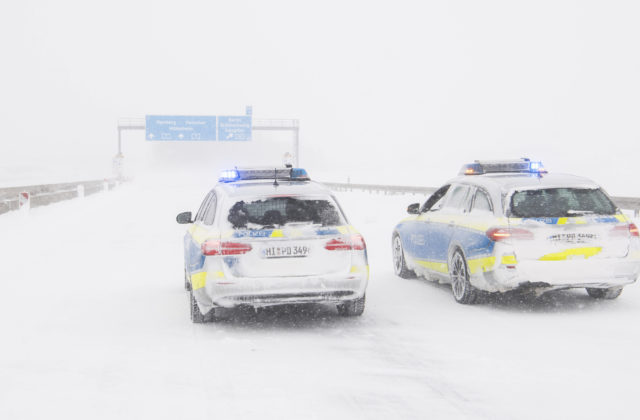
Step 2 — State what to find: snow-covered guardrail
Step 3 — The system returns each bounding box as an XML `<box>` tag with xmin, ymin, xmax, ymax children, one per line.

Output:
<box><xmin>323</xmin><ymin>182</ymin><xmax>640</xmax><ymax>217</ymax></box>
<box><xmin>0</xmin><ymin>179</ymin><xmax>117</xmax><ymax>215</ymax></box>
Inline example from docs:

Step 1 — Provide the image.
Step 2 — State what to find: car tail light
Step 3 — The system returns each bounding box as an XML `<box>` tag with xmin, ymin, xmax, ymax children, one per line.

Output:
<box><xmin>486</xmin><ymin>227</ymin><xmax>534</xmax><ymax>241</ymax></box>
<box><xmin>611</xmin><ymin>224</ymin><xmax>640</xmax><ymax>237</ymax></box>
<box><xmin>325</xmin><ymin>234</ymin><xmax>366</xmax><ymax>251</ymax></box>
<box><xmin>202</xmin><ymin>241</ymin><xmax>252</xmax><ymax>256</ymax></box>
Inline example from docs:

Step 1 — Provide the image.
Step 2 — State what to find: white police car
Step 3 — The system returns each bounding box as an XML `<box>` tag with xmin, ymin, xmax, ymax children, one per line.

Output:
<box><xmin>392</xmin><ymin>159</ymin><xmax>640</xmax><ymax>303</ymax></box>
<box><xmin>177</xmin><ymin>167</ymin><xmax>368</xmax><ymax>322</ymax></box>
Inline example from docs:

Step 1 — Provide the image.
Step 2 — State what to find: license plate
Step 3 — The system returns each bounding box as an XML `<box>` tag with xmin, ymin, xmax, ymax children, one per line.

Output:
<box><xmin>262</xmin><ymin>245</ymin><xmax>310</xmax><ymax>259</ymax></box>
<box><xmin>548</xmin><ymin>232</ymin><xmax>598</xmax><ymax>244</ymax></box>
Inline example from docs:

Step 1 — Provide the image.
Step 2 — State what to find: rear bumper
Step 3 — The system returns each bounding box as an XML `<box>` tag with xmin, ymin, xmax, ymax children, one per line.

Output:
<box><xmin>193</xmin><ymin>268</ymin><xmax>368</xmax><ymax>312</ymax></box>
<box><xmin>472</xmin><ymin>258</ymin><xmax>640</xmax><ymax>293</ymax></box>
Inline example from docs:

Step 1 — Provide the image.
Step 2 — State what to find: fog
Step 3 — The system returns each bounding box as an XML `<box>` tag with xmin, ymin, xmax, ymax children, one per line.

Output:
<box><xmin>2</xmin><ymin>0</ymin><xmax>639</xmax><ymax>192</ymax></box>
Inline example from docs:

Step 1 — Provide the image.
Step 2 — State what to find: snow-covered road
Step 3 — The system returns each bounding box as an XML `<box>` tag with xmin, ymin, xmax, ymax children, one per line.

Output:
<box><xmin>1</xmin><ymin>179</ymin><xmax>638</xmax><ymax>420</ymax></box>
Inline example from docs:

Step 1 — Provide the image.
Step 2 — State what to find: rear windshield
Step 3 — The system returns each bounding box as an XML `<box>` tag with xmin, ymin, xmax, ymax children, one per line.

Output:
<box><xmin>224</xmin><ymin>195</ymin><xmax>346</xmax><ymax>230</ymax></box>
<box><xmin>510</xmin><ymin>188</ymin><xmax>617</xmax><ymax>218</ymax></box>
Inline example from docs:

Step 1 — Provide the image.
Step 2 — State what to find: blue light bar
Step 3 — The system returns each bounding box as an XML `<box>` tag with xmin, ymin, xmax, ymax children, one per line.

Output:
<box><xmin>218</xmin><ymin>167</ymin><xmax>311</xmax><ymax>183</ymax></box>
<box><xmin>290</xmin><ymin>168</ymin><xmax>310</xmax><ymax>180</ymax></box>
<box><xmin>219</xmin><ymin>169</ymin><xmax>240</xmax><ymax>182</ymax></box>
<box><xmin>460</xmin><ymin>159</ymin><xmax>546</xmax><ymax>176</ymax></box>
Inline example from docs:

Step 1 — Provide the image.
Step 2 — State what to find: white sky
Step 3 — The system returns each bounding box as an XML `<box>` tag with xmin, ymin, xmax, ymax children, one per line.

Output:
<box><xmin>1</xmin><ymin>0</ymin><xmax>639</xmax><ymax>195</ymax></box>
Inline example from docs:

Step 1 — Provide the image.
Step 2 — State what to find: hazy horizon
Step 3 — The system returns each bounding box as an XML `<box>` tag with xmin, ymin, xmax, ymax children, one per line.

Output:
<box><xmin>2</xmin><ymin>0</ymin><xmax>639</xmax><ymax>196</ymax></box>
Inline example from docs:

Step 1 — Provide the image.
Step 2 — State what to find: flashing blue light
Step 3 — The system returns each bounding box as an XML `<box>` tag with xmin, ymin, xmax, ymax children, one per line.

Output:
<box><xmin>290</xmin><ymin>168</ymin><xmax>310</xmax><ymax>180</ymax></box>
<box><xmin>529</xmin><ymin>161</ymin><xmax>547</xmax><ymax>173</ymax></box>
<box><xmin>219</xmin><ymin>169</ymin><xmax>240</xmax><ymax>182</ymax></box>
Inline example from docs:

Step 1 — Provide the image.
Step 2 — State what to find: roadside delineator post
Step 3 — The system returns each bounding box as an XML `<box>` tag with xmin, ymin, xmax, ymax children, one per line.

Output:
<box><xmin>103</xmin><ymin>180</ymin><xmax>110</xmax><ymax>192</ymax></box>
<box><xmin>77</xmin><ymin>185</ymin><xmax>85</xmax><ymax>199</ymax></box>
<box><xmin>18</xmin><ymin>191</ymin><xmax>30</xmax><ymax>212</ymax></box>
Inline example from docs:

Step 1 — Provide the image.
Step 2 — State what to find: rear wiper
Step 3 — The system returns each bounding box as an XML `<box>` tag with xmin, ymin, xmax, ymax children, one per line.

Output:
<box><xmin>566</xmin><ymin>210</ymin><xmax>594</xmax><ymax>216</ymax></box>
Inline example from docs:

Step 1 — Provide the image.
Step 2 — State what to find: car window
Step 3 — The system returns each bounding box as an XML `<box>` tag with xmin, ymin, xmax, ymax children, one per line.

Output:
<box><xmin>442</xmin><ymin>184</ymin><xmax>471</xmax><ymax>211</ymax></box>
<box><xmin>421</xmin><ymin>185</ymin><xmax>450</xmax><ymax>212</ymax></box>
<box><xmin>510</xmin><ymin>188</ymin><xmax>616</xmax><ymax>218</ymax></box>
<box><xmin>471</xmin><ymin>189</ymin><xmax>493</xmax><ymax>214</ymax></box>
<box><xmin>224</xmin><ymin>195</ymin><xmax>347</xmax><ymax>230</ymax></box>
<box><xmin>203</xmin><ymin>193</ymin><xmax>217</xmax><ymax>225</ymax></box>
<box><xmin>195</xmin><ymin>192</ymin><xmax>213</xmax><ymax>222</ymax></box>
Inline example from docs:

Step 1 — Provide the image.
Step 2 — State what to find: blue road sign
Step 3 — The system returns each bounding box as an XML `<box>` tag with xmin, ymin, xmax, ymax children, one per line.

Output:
<box><xmin>146</xmin><ymin>115</ymin><xmax>217</xmax><ymax>141</ymax></box>
<box><xmin>218</xmin><ymin>116</ymin><xmax>252</xmax><ymax>141</ymax></box>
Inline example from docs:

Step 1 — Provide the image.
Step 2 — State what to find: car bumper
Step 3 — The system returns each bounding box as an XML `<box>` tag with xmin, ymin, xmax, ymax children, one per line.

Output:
<box><xmin>472</xmin><ymin>257</ymin><xmax>640</xmax><ymax>293</ymax></box>
<box><xmin>192</xmin><ymin>268</ymin><xmax>369</xmax><ymax>313</ymax></box>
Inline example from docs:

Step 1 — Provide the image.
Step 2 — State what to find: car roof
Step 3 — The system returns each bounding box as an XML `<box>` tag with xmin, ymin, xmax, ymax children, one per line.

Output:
<box><xmin>448</xmin><ymin>172</ymin><xmax>601</xmax><ymax>194</ymax></box>
<box><xmin>215</xmin><ymin>180</ymin><xmax>334</xmax><ymax>198</ymax></box>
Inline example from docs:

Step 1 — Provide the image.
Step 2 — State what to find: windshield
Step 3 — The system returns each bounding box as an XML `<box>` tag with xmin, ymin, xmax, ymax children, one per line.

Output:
<box><xmin>509</xmin><ymin>188</ymin><xmax>617</xmax><ymax>218</ymax></box>
<box><xmin>224</xmin><ymin>195</ymin><xmax>346</xmax><ymax>230</ymax></box>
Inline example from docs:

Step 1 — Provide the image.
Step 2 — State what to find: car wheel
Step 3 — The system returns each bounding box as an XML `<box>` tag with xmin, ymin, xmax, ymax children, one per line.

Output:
<box><xmin>449</xmin><ymin>249</ymin><xmax>477</xmax><ymax>304</ymax></box>
<box><xmin>184</xmin><ymin>268</ymin><xmax>191</xmax><ymax>291</ymax></box>
<box><xmin>586</xmin><ymin>287</ymin><xmax>623</xmax><ymax>299</ymax></box>
<box><xmin>337</xmin><ymin>295</ymin><xmax>366</xmax><ymax>317</ymax></box>
<box><xmin>190</xmin><ymin>290</ymin><xmax>206</xmax><ymax>323</ymax></box>
<box><xmin>392</xmin><ymin>233</ymin><xmax>415</xmax><ymax>278</ymax></box>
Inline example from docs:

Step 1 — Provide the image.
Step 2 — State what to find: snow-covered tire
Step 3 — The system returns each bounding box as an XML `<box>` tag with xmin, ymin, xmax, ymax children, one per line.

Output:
<box><xmin>337</xmin><ymin>295</ymin><xmax>366</xmax><ymax>317</ymax></box>
<box><xmin>190</xmin><ymin>290</ymin><xmax>206</xmax><ymax>323</ymax></box>
<box><xmin>184</xmin><ymin>268</ymin><xmax>191</xmax><ymax>291</ymax></box>
<box><xmin>392</xmin><ymin>233</ymin><xmax>415</xmax><ymax>279</ymax></box>
<box><xmin>586</xmin><ymin>287</ymin><xmax>623</xmax><ymax>299</ymax></box>
<box><xmin>449</xmin><ymin>249</ymin><xmax>477</xmax><ymax>304</ymax></box>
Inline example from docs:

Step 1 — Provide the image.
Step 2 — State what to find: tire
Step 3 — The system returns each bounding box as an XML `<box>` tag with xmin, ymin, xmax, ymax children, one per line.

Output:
<box><xmin>449</xmin><ymin>249</ymin><xmax>477</xmax><ymax>304</ymax></box>
<box><xmin>392</xmin><ymin>233</ymin><xmax>416</xmax><ymax>279</ymax></box>
<box><xmin>586</xmin><ymin>287</ymin><xmax>623</xmax><ymax>299</ymax></box>
<box><xmin>184</xmin><ymin>268</ymin><xmax>191</xmax><ymax>291</ymax></box>
<box><xmin>337</xmin><ymin>295</ymin><xmax>366</xmax><ymax>317</ymax></box>
<box><xmin>190</xmin><ymin>290</ymin><xmax>206</xmax><ymax>323</ymax></box>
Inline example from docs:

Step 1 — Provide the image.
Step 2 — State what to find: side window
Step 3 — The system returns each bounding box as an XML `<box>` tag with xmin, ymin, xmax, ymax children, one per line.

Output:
<box><xmin>203</xmin><ymin>193</ymin><xmax>217</xmax><ymax>225</ymax></box>
<box><xmin>442</xmin><ymin>185</ymin><xmax>471</xmax><ymax>211</ymax></box>
<box><xmin>421</xmin><ymin>185</ymin><xmax>450</xmax><ymax>213</ymax></box>
<box><xmin>471</xmin><ymin>189</ymin><xmax>493</xmax><ymax>214</ymax></box>
<box><xmin>195</xmin><ymin>192</ymin><xmax>213</xmax><ymax>223</ymax></box>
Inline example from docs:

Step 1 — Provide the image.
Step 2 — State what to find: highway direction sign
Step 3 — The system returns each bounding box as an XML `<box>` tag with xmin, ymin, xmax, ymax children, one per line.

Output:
<box><xmin>218</xmin><ymin>116</ymin><xmax>252</xmax><ymax>141</ymax></box>
<box><xmin>145</xmin><ymin>116</ymin><xmax>217</xmax><ymax>141</ymax></box>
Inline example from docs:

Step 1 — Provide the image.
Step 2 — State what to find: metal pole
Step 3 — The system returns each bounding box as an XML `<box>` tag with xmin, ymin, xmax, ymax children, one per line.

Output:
<box><xmin>295</xmin><ymin>125</ymin><xmax>300</xmax><ymax>167</ymax></box>
<box><xmin>117</xmin><ymin>127</ymin><xmax>122</xmax><ymax>155</ymax></box>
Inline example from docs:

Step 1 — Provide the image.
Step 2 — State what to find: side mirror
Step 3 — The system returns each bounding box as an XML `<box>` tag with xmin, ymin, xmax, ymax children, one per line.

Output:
<box><xmin>176</xmin><ymin>211</ymin><xmax>193</xmax><ymax>224</ymax></box>
<box><xmin>407</xmin><ymin>203</ymin><xmax>420</xmax><ymax>215</ymax></box>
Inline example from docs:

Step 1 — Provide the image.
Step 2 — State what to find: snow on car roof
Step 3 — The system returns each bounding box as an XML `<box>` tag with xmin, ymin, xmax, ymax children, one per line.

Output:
<box><xmin>217</xmin><ymin>180</ymin><xmax>334</xmax><ymax>197</ymax></box>
<box><xmin>451</xmin><ymin>172</ymin><xmax>601</xmax><ymax>193</ymax></box>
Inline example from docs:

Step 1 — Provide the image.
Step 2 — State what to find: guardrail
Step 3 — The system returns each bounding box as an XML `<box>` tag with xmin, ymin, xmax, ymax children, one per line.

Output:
<box><xmin>0</xmin><ymin>179</ymin><xmax>117</xmax><ymax>215</ymax></box>
<box><xmin>323</xmin><ymin>182</ymin><xmax>640</xmax><ymax>217</ymax></box>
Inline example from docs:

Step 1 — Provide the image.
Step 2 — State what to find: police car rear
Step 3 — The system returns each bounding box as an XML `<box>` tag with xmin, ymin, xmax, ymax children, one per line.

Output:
<box><xmin>393</xmin><ymin>159</ymin><xmax>640</xmax><ymax>303</ymax></box>
<box><xmin>177</xmin><ymin>168</ymin><xmax>368</xmax><ymax>322</ymax></box>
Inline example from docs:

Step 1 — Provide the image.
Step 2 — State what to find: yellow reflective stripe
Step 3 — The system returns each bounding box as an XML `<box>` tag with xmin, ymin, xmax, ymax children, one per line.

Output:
<box><xmin>191</xmin><ymin>272</ymin><xmax>207</xmax><ymax>290</ymax></box>
<box><xmin>350</xmin><ymin>265</ymin><xmax>370</xmax><ymax>277</ymax></box>
<box><xmin>616</xmin><ymin>214</ymin><xmax>628</xmax><ymax>222</ymax></box>
<box><xmin>270</xmin><ymin>229</ymin><xmax>284</xmax><ymax>238</ymax></box>
<box><xmin>414</xmin><ymin>260</ymin><xmax>449</xmax><ymax>274</ymax></box>
<box><xmin>191</xmin><ymin>271</ymin><xmax>225</xmax><ymax>290</ymax></box>
<box><xmin>557</xmin><ymin>217</ymin><xmax>568</xmax><ymax>225</ymax></box>
<box><xmin>501</xmin><ymin>255</ymin><xmax>518</xmax><ymax>265</ymax></box>
<box><xmin>191</xmin><ymin>225</ymin><xmax>218</xmax><ymax>244</ymax></box>
<box><xmin>467</xmin><ymin>256</ymin><xmax>496</xmax><ymax>274</ymax></box>
<box><xmin>539</xmin><ymin>247</ymin><xmax>602</xmax><ymax>261</ymax></box>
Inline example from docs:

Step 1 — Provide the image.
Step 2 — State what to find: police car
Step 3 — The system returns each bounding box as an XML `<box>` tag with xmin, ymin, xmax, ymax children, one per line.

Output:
<box><xmin>176</xmin><ymin>167</ymin><xmax>368</xmax><ymax>322</ymax></box>
<box><xmin>392</xmin><ymin>159</ymin><xmax>640</xmax><ymax>304</ymax></box>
